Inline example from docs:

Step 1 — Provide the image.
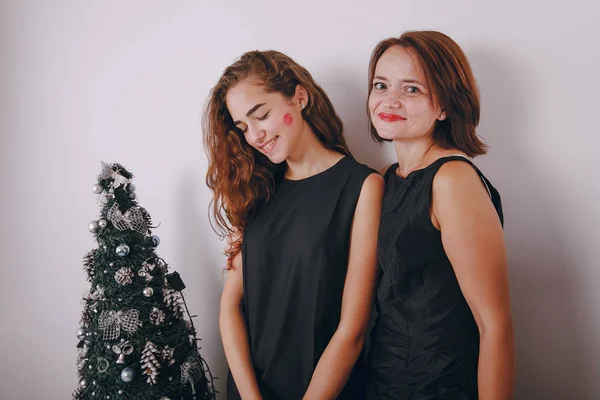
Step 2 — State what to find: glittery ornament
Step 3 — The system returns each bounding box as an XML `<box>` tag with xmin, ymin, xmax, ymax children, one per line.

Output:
<box><xmin>115</xmin><ymin>267</ymin><xmax>134</xmax><ymax>285</ymax></box>
<box><xmin>98</xmin><ymin>309</ymin><xmax>140</xmax><ymax>340</ymax></box>
<box><xmin>149</xmin><ymin>307</ymin><xmax>165</xmax><ymax>325</ymax></box>
<box><xmin>107</xmin><ymin>203</ymin><xmax>148</xmax><ymax>234</ymax></box>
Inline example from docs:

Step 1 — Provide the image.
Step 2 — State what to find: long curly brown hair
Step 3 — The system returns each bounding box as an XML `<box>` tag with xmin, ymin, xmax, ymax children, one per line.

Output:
<box><xmin>202</xmin><ymin>50</ymin><xmax>350</xmax><ymax>266</ymax></box>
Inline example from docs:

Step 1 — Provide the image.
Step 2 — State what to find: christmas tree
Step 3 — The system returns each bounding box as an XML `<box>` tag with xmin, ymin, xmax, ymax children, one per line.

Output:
<box><xmin>73</xmin><ymin>162</ymin><xmax>215</xmax><ymax>400</ymax></box>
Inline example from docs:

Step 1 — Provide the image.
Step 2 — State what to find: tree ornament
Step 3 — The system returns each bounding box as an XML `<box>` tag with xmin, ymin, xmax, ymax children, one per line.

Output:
<box><xmin>120</xmin><ymin>367</ymin><xmax>135</xmax><ymax>382</ymax></box>
<box><xmin>88</xmin><ymin>220</ymin><xmax>100</xmax><ymax>233</ymax></box>
<box><xmin>141</xmin><ymin>341</ymin><xmax>161</xmax><ymax>384</ymax></box>
<box><xmin>115</xmin><ymin>244</ymin><xmax>130</xmax><ymax>257</ymax></box>
<box><xmin>115</xmin><ymin>267</ymin><xmax>134</xmax><ymax>285</ymax></box>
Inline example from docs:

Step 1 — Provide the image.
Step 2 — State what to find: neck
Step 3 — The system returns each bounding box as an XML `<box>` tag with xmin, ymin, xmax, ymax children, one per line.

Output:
<box><xmin>393</xmin><ymin>137</ymin><xmax>438</xmax><ymax>178</ymax></box>
<box><xmin>285</xmin><ymin>126</ymin><xmax>343</xmax><ymax>180</ymax></box>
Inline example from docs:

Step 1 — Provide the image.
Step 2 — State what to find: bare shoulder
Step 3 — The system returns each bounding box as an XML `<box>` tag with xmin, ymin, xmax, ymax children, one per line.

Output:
<box><xmin>360</xmin><ymin>172</ymin><xmax>385</xmax><ymax>197</ymax></box>
<box><xmin>432</xmin><ymin>160</ymin><xmax>487</xmax><ymax>198</ymax></box>
<box><xmin>354</xmin><ymin>173</ymin><xmax>384</xmax><ymax>216</ymax></box>
<box><xmin>431</xmin><ymin>160</ymin><xmax>499</xmax><ymax>230</ymax></box>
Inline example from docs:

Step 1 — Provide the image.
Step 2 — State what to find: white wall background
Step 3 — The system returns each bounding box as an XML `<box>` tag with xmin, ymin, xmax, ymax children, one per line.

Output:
<box><xmin>1</xmin><ymin>1</ymin><xmax>598</xmax><ymax>399</ymax></box>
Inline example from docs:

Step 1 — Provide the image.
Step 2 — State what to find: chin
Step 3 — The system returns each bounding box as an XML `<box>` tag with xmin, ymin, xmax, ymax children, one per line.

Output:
<box><xmin>266</xmin><ymin>153</ymin><xmax>287</xmax><ymax>165</ymax></box>
<box><xmin>375</xmin><ymin>128</ymin><xmax>401</xmax><ymax>141</ymax></box>
<box><xmin>268</xmin><ymin>157</ymin><xmax>286</xmax><ymax>165</ymax></box>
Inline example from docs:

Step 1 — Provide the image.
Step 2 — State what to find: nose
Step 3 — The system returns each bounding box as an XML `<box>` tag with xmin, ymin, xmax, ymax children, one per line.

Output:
<box><xmin>383</xmin><ymin>88</ymin><xmax>403</xmax><ymax>109</ymax></box>
<box><xmin>245</xmin><ymin>123</ymin><xmax>266</xmax><ymax>145</ymax></box>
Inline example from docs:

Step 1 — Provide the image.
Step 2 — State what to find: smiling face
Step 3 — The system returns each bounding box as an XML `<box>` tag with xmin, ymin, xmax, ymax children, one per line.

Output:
<box><xmin>368</xmin><ymin>45</ymin><xmax>445</xmax><ymax>143</ymax></box>
<box><xmin>226</xmin><ymin>78</ymin><xmax>307</xmax><ymax>164</ymax></box>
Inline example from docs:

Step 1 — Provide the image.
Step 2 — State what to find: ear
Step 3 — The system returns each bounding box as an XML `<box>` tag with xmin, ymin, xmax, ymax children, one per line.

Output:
<box><xmin>293</xmin><ymin>85</ymin><xmax>309</xmax><ymax>108</ymax></box>
<box><xmin>435</xmin><ymin>102</ymin><xmax>445</xmax><ymax>121</ymax></box>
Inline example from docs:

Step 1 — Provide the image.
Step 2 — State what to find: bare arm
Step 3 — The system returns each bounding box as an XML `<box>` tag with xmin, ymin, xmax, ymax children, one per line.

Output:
<box><xmin>432</xmin><ymin>161</ymin><xmax>515</xmax><ymax>400</ymax></box>
<box><xmin>220</xmin><ymin>240</ymin><xmax>262</xmax><ymax>400</ymax></box>
<box><xmin>302</xmin><ymin>173</ymin><xmax>384</xmax><ymax>400</ymax></box>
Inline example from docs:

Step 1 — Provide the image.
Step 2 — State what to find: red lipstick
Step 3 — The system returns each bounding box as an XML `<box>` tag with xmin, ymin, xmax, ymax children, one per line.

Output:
<box><xmin>378</xmin><ymin>113</ymin><xmax>406</xmax><ymax>122</ymax></box>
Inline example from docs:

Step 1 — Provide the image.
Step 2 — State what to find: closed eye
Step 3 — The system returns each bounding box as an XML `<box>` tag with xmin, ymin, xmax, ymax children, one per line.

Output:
<box><xmin>257</xmin><ymin>111</ymin><xmax>270</xmax><ymax>121</ymax></box>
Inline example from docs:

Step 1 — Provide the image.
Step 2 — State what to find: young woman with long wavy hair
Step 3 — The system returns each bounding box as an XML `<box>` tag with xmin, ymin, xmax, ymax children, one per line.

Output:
<box><xmin>203</xmin><ymin>50</ymin><xmax>384</xmax><ymax>400</ymax></box>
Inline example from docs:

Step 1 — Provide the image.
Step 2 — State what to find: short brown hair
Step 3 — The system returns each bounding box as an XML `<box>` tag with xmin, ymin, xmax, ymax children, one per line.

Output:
<box><xmin>367</xmin><ymin>30</ymin><xmax>487</xmax><ymax>156</ymax></box>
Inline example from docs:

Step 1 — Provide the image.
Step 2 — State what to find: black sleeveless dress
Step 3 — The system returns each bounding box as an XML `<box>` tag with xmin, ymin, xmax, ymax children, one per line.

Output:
<box><xmin>366</xmin><ymin>156</ymin><xmax>503</xmax><ymax>400</ymax></box>
<box><xmin>226</xmin><ymin>156</ymin><xmax>376</xmax><ymax>400</ymax></box>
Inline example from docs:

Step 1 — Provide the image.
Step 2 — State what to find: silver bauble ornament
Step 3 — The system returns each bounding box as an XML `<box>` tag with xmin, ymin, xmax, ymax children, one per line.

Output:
<box><xmin>120</xmin><ymin>367</ymin><xmax>135</xmax><ymax>382</ymax></box>
<box><xmin>88</xmin><ymin>220</ymin><xmax>100</xmax><ymax>233</ymax></box>
<box><xmin>98</xmin><ymin>219</ymin><xmax>108</xmax><ymax>228</ymax></box>
<box><xmin>79</xmin><ymin>379</ymin><xmax>86</xmax><ymax>387</ymax></box>
<box><xmin>76</xmin><ymin>327</ymin><xmax>86</xmax><ymax>340</ymax></box>
<box><xmin>128</xmin><ymin>192</ymin><xmax>136</xmax><ymax>200</ymax></box>
<box><xmin>159</xmin><ymin>397</ymin><xmax>171</xmax><ymax>400</ymax></box>
<box><xmin>115</xmin><ymin>244</ymin><xmax>130</xmax><ymax>257</ymax></box>
<box><xmin>127</xmin><ymin>183</ymin><xmax>136</xmax><ymax>192</ymax></box>
<box><xmin>150</xmin><ymin>235</ymin><xmax>160</xmax><ymax>247</ymax></box>
<box><xmin>142</xmin><ymin>287</ymin><xmax>154</xmax><ymax>297</ymax></box>
<box><xmin>92</xmin><ymin>184</ymin><xmax>104</xmax><ymax>194</ymax></box>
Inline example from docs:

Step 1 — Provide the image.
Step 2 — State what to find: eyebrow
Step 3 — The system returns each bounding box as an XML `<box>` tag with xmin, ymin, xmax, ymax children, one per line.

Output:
<box><xmin>233</xmin><ymin>103</ymin><xmax>265</xmax><ymax>125</ymax></box>
<box><xmin>373</xmin><ymin>76</ymin><xmax>424</xmax><ymax>86</ymax></box>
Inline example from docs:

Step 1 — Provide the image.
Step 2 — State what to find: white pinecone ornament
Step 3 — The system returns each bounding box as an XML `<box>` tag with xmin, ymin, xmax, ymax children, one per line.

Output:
<box><xmin>141</xmin><ymin>341</ymin><xmax>161</xmax><ymax>384</ymax></box>
<box><xmin>163</xmin><ymin>287</ymin><xmax>184</xmax><ymax>318</ymax></box>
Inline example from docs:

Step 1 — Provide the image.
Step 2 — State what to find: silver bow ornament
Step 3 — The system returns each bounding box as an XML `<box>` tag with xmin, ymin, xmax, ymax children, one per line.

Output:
<box><xmin>107</xmin><ymin>203</ymin><xmax>149</xmax><ymax>234</ymax></box>
<box><xmin>98</xmin><ymin>309</ymin><xmax>141</xmax><ymax>340</ymax></box>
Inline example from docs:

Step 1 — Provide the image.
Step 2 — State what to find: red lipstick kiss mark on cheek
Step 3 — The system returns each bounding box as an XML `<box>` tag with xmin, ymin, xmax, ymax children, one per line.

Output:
<box><xmin>283</xmin><ymin>113</ymin><xmax>293</xmax><ymax>126</ymax></box>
